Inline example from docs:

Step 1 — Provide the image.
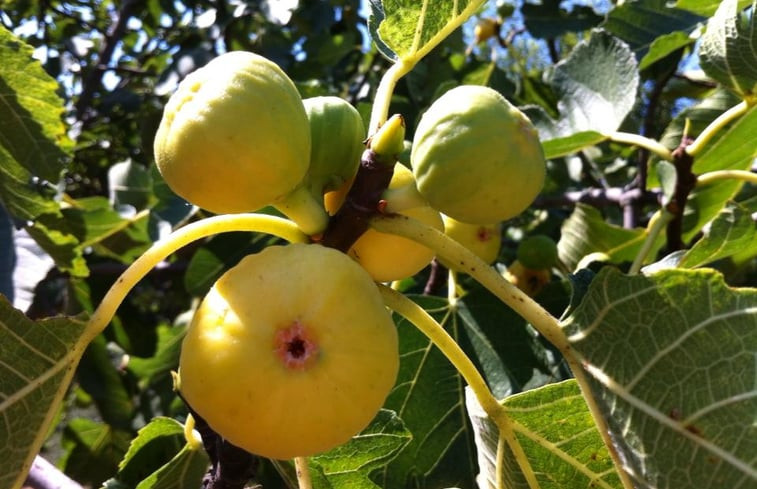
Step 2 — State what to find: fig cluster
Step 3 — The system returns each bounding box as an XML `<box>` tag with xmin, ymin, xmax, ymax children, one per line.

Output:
<box><xmin>155</xmin><ymin>51</ymin><xmax>550</xmax><ymax>462</ymax></box>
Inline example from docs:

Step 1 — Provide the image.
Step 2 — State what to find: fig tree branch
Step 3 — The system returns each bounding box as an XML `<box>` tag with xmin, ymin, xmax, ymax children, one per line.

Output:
<box><xmin>24</xmin><ymin>456</ymin><xmax>83</xmax><ymax>489</ymax></box>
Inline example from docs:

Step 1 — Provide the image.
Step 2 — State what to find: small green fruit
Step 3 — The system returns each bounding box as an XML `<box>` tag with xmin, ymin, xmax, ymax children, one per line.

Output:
<box><xmin>303</xmin><ymin>96</ymin><xmax>365</xmax><ymax>199</ymax></box>
<box><xmin>410</xmin><ymin>85</ymin><xmax>546</xmax><ymax>224</ymax></box>
<box><xmin>516</xmin><ymin>234</ymin><xmax>558</xmax><ymax>270</ymax></box>
<box><xmin>154</xmin><ymin>51</ymin><xmax>310</xmax><ymax>214</ymax></box>
<box><xmin>179</xmin><ymin>244</ymin><xmax>399</xmax><ymax>460</ymax></box>
<box><xmin>504</xmin><ymin>260</ymin><xmax>551</xmax><ymax>297</ymax></box>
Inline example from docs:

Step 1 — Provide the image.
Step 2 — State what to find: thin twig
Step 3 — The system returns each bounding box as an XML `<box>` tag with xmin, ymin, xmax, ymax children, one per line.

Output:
<box><xmin>24</xmin><ymin>456</ymin><xmax>83</xmax><ymax>489</ymax></box>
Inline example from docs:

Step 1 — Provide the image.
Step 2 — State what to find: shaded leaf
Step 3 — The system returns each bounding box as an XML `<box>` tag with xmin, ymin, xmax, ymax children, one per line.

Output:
<box><xmin>374</xmin><ymin>295</ymin><xmax>477</xmax><ymax>488</ymax></box>
<box><xmin>540</xmin><ymin>131</ymin><xmax>607</xmax><ymax>159</ymax></box>
<box><xmin>557</xmin><ymin>204</ymin><xmax>658</xmax><ymax>271</ymax></box>
<box><xmin>0</xmin><ymin>296</ymin><xmax>89</xmax><ymax>489</ymax></box>
<box><xmin>639</xmin><ymin>30</ymin><xmax>696</xmax><ymax>70</ymax></box>
<box><xmin>563</xmin><ymin>267</ymin><xmax>757</xmax><ymax>489</ymax></box>
<box><xmin>684</xmin><ymin>103</ymin><xmax>757</xmax><ymax>240</ymax></box>
<box><xmin>603</xmin><ymin>0</ymin><xmax>705</xmax><ymax>59</ymax></box>
<box><xmin>700</xmin><ymin>0</ymin><xmax>757</xmax><ymax>98</ymax></box>
<box><xmin>679</xmin><ymin>202</ymin><xmax>757</xmax><ymax>268</ymax></box>
<box><xmin>522</xmin><ymin>0</ymin><xmax>604</xmax><ymax>38</ymax></box>
<box><xmin>467</xmin><ymin>381</ymin><xmax>623</xmax><ymax>489</ymax></box>
<box><xmin>312</xmin><ymin>409</ymin><xmax>411</xmax><ymax>488</ymax></box>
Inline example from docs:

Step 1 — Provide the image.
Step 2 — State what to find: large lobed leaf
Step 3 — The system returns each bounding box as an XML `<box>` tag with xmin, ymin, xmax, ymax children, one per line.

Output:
<box><xmin>0</xmin><ymin>296</ymin><xmax>89</xmax><ymax>489</ymax></box>
<box><xmin>700</xmin><ymin>0</ymin><xmax>757</xmax><ymax>99</ymax></box>
<box><xmin>467</xmin><ymin>381</ymin><xmax>623</xmax><ymax>489</ymax></box>
<box><xmin>562</xmin><ymin>267</ymin><xmax>757</xmax><ymax>489</ymax></box>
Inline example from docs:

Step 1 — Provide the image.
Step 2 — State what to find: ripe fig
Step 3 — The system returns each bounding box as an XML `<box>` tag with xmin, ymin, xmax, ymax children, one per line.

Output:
<box><xmin>178</xmin><ymin>243</ymin><xmax>398</xmax><ymax>460</ymax></box>
<box><xmin>441</xmin><ymin>215</ymin><xmax>502</xmax><ymax>267</ymax></box>
<box><xmin>410</xmin><ymin>85</ymin><xmax>546</xmax><ymax>224</ymax></box>
<box><xmin>303</xmin><ymin>96</ymin><xmax>365</xmax><ymax>201</ymax></box>
<box><xmin>348</xmin><ymin>165</ymin><xmax>443</xmax><ymax>282</ymax></box>
<box><xmin>154</xmin><ymin>51</ymin><xmax>310</xmax><ymax>214</ymax></box>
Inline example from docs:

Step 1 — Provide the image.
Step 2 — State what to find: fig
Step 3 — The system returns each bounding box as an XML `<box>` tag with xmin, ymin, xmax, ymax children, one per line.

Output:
<box><xmin>503</xmin><ymin>260</ymin><xmax>551</xmax><ymax>297</ymax></box>
<box><xmin>348</xmin><ymin>165</ymin><xmax>444</xmax><ymax>282</ymax></box>
<box><xmin>441</xmin><ymin>215</ymin><xmax>502</xmax><ymax>267</ymax></box>
<box><xmin>410</xmin><ymin>85</ymin><xmax>546</xmax><ymax>224</ymax></box>
<box><xmin>303</xmin><ymin>96</ymin><xmax>365</xmax><ymax>200</ymax></box>
<box><xmin>154</xmin><ymin>51</ymin><xmax>310</xmax><ymax>214</ymax></box>
<box><xmin>516</xmin><ymin>234</ymin><xmax>558</xmax><ymax>270</ymax></box>
<box><xmin>178</xmin><ymin>243</ymin><xmax>399</xmax><ymax>460</ymax></box>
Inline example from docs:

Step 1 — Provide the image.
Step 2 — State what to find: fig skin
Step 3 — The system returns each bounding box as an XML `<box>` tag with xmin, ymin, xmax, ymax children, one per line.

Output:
<box><xmin>303</xmin><ymin>96</ymin><xmax>365</xmax><ymax>200</ymax></box>
<box><xmin>441</xmin><ymin>215</ymin><xmax>502</xmax><ymax>267</ymax></box>
<box><xmin>411</xmin><ymin>85</ymin><xmax>546</xmax><ymax>225</ymax></box>
<box><xmin>178</xmin><ymin>244</ymin><xmax>398</xmax><ymax>460</ymax></box>
<box><xmin>516</xmin><ymin>234</ymin><xmax>559</xmax><ymax>270</ymax></box>
<box><xmin>348</xmin><ymin>165</ymin><xmax>444</xmax><ymax>282</ymax></box>
<box><xmin>154</xmin><ymin>51</ymin><xmax>310</xmax><ymax>214</ymax></box>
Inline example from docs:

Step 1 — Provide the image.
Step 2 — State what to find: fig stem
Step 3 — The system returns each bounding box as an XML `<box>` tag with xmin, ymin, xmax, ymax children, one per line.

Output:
<box><xmin>696</xmin><ymin>169</ymin><xmax>757</xmax><ymax>187</ymax></box>
<box><xmin>294</xmin><ymin>457</ymin><xmax>313</xmax><ymax>489</ymax></box>
<box><xmin>369</xmin><ymin>60</ymin><xmax>414</xmax><ymax>135</ymax></box>
<box><xmin>607</xmin><ymin>131</ymin><xmax>673</xmax><ymax>162</ymax></box>
<box><xmin>685</xmin><ymin>100</ymin><xmax>751</xmax><ymax>157</ymax></box>
<box><xmin>83</xmin><ymin>214</ymin><xmax>307</xmax><ymax>345</ymax></box>
<box><xmin>378</xmin><ymin>284</ymin><xmax>541</xmax><ymax>489</ymax></box>
<box><xmin>629</xmin><ymin>209</ymin><xmax>672</xmax><ymax>275</ymax></box>
<box><xmin>274</xmin><ymin>184</ymin><xmax>330</xmax><ymax>236</ymax></box>
<box><xmin>372</xmin><ymin>214</ymin><xmax>637</xmax><ymax>489</ymax></box>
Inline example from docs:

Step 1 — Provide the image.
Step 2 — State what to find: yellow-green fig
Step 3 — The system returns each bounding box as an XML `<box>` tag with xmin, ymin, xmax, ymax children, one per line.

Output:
<box><xmin>154</xmin><ymin>51</ymin><xmax>311</xmax><ymax>214</ymax></box>
<box><xmin>348</xmin><ymin>165</ymin><xmax>443</xmax><ymax>282</ymax></box>
<box><xmin>441</xmin><ymin>215</ymin><xmax>502</xmax><ymax>267</ymax></box>
<box><xmin>410</xmin><ymin>85</ymin><xmax>546</xmax><ymax>224</ymax></box>
<box><xmin>178</xmin><ymin>243</ymin><xmax>399</xmax><ymax>460</ymax></box>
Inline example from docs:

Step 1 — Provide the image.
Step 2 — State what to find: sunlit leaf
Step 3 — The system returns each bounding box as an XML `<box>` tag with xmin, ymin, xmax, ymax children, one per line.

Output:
<box><xmin>563</xmin><ymin>267</ymin><xmax>757</xmax><ymax>489</ymax></box>
<box><xmin>676</xmin><ymin>0</ymin><xmax>753</xmax><ymax>16</ymax></box>
<box><xmin>540</xmin><ymin>131</ymin><xmax>607</xmax><ymax>159</ymax></box>
<box><xmin>467</xmin><ymin>381</ymin><xmax>623</xmax><ymax>489</ymax></box>
<box><xmin>639</xmin><ymin>31</ymin><xmax>696</xmax><ymax>70</ymax></box>
<box><xmin>700</xmin><ymin>0</ymin><xmax>757</xmax><ymax>98</ymax></box>
<box><xmin>368</xmin><ymin>0</ymin><xmax>486</xmax><ymax>61</ymax></box>
<box><xmin>0</xmin><ymin>297</ymin><xmax>89</xmax><ymax>489</ymax></box>
<box><xmin>603</xmin><ymin>0</ymin><xmax>705</xmax><ymax>59</ymax></box>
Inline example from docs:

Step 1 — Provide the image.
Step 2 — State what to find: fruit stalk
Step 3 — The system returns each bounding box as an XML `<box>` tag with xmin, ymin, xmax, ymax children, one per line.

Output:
<box><xmin>374</xmin><ymin>214</ymin><xmax>637</xmax><ymax>489</ymax></box>
<box><xmin>685</xmin><ymin>100</ymin><xmax>751</xmax><ymax>157</ymax></box>
<box><xmin>696</xmin><ymin>169</ymin><xmax>757</xmax><ymax>186</ymax></box>
<box><xmin>85</xmin><ymin>214</ymin><xmax>307</xmax><ymax>344</ymax></box>
<box><xmin>377</xmin><ymin>285</ymin><xmax>541</xmax><ymax>489</ymax></box>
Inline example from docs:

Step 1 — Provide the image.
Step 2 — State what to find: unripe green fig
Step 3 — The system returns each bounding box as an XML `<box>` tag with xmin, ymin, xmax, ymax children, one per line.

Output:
<box><xmin>441</xmin><ymin>215</ymin><xmax>502</xmax><ymax>267</ymax></box>
<box><xmin>348</xmin><ymin>165</ymin><xmax>444</xmax><ymax>282</ymax></box>
<box><xmin>516</xmin><ymin>234</ymin><xmax>558</xmax><ymax>270</ymax></box>
<box><xmin>178</xmin><ymin>243</ymin><xmax>399</xmax><ymax>460</ymax></box>
<box><xmin>303</xmin><ymin>96</ymin><xmax>365</xmax><ymax>199</ymax></box>
<box><xmin>154</xmin><ymin>51</ymin><xmax>311</xmax><ymax>214</ymax></box>
<box><xmin>410</xmin><ymin>85</ymin><xmax>546</xmax><ymax>224</ymax></box>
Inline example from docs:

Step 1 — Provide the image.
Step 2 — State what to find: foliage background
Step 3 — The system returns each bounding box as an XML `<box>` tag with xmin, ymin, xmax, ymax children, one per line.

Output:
<box><xmin>0</xmin><ymin>0</ymin><xmax>755</xmax><ymax>488</ymax></box>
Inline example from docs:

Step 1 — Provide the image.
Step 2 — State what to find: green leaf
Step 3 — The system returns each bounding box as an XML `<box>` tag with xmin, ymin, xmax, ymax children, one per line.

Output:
<box><xmin>0</xmin><ymin>296</ymin><xmax>89</xmax><ymax>489</ymax></box>
<box><xmin>563</xmin><ymin>267</ymin><xmax>757</xmax><ymax>489</ymax></box>
<box><xmin>375</xmin><ymin>295</ymin><xmax>478</xmax><ymax>488</ymax></box>
<box><xmin>543</xmin><ymin>30</ymin><xmax>639</xmax><ymax>137</ymax></box>
<box><xmin>540</xmin><ymin>131</ymin><xmax>607</xmax><ymax>159</ymax></box>
<box><xmin>700</xmin><ymin>0</ymin><xmax>757</xmax><ymax>98</ymax></box>
<box><xmin>25</xmin><ymin>212</ymin><xmax>89</xmax><ymax>277</ymax></box>
<box><xmin>675</xmin><ymin>0</ymin><xmax>754</xmax><ymax>16</ymax></box>
<box><xmin>127</xmin><ymin>323</ymin><xmax>187</xmax><ymax>387</ymax></box>
<box><xmin>0</xmin><ymin>24</ymin><xmax>70</xmax><ymax>183</ymax></box>
<box><xmin>109</xmin><ymin>160</ymin><xmax>153</xmax><ymax>211</ymax></box>
<box><xmin>522</xmin><ymin>0</ymin><xmax>604</xmax><ymax>38</ymax></box>
<box><xmin>369</xmin><ymin>0</ymin><xmax>486</xmax><ymax>61</ymax></box>
<box><xmin>61</xmin><ymin>418</ymin><xmax>131</xmax><ymax>487</ymax></box>
<box><xmin>467</xmin><ymin>380</ymin><xmax>623</xmax><ymax>489</ymax></box>
<box><xmin>557</xmin><ymin>204</ymin><xmax>660</xmax><ymax>271</ymax></box>
<box><xmin>684</xmin><ymin>103</ymin><xmax>757</xmax><ymax>240</ymax></box>
<box><xmin>639</xmin><ymin>30</ymin><xmax>696</xmax><ymax>70</ymax></box>
<box><xmin>679</xmin><ymin>202</ymin><xmax>757</xmax><ymax>268</ymax></box>
<box><xmin>134</xmin><ymin>444</ymin><xmax>208</xmax><ymax>489</ymax></box>
<box><xmin>312</xmin><ymin>409</ymin><xmax>411</xmax><ymax>488</ymax></box>
<box><xmin>603</xmin><ymin>0</ymin><xmax>705</xmax><ymax>59</ymax></box>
